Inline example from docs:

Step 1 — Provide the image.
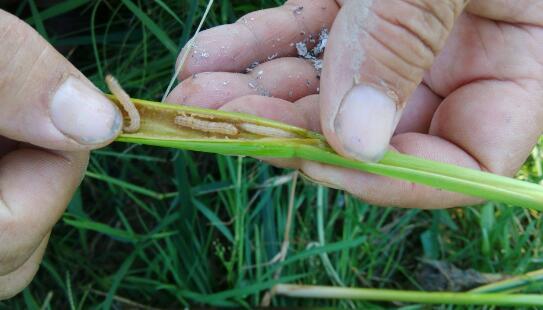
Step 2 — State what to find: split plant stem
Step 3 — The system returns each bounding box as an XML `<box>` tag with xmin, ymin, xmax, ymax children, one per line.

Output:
<box><xmin>273</xmin><ymin>284</ymin><xmax>543</xmax><ymax>307</ymax></box>
<box><xmin>110</xmin><ymin>96</ymin><xmax>543</xmax><ymax>210</ymax></box>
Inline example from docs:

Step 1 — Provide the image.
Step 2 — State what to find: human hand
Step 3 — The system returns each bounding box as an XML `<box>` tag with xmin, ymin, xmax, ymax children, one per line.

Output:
<box><xmin>167</xmin><ymin>0</ymin><xmax>543</xmax><ymax>208</ymax></box>
<box><xmin>0</xmin><ymin>11</ymin><xmax>121</xmax><ymax>299</ymax></box>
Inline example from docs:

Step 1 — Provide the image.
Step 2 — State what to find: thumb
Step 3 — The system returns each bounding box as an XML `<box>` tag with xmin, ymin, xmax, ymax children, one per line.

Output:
<box><xmin>320</xmin><ymin>0</ymin><xmax>466</xmax><ymax>161</ymax></box>
<box><xmin>0</xmin><ymin>10</ymin><xmax>122</xmax><ymax>151</ymax></box>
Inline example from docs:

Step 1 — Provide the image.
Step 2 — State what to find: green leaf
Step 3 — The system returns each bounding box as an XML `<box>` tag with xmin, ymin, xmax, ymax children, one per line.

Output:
<box><xmin>26</xmin><ymin>0</ymin><xmax>89</xmax><ymax>25</ymax></box>
<box><xmin>420</xmin><ymin>230</ymin><xmax>439</xmax><ymax>260</ymax></box>
<box><xmin>85</xmin><ymin>171</ymin><xmax>166</xmax><ymax>199</ymax></box>
<box><xmin>28</xmin><ymin>0</ymin><xmax>48</xmax><ymax>41</ymax></box>
<box><xmin>193</xmin><ymin>199</ymin><xmax>234</xmax><ymax>242</ymax></box>
<box><xmin>120</xmin><ymin>0</ymin><xmax>178</xmax><ymax>55</ymax></box>
<box><xmin>63</xmin><ymin>217</ymin><xmax>138</xmax><ymax>242</ymax></box>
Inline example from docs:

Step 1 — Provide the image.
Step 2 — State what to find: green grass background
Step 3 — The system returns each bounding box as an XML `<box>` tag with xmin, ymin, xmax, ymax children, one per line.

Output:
<box><xmin>1</xmin><ymin>0</ymin><xmax>543</xmax><ymax>308</ymax></box>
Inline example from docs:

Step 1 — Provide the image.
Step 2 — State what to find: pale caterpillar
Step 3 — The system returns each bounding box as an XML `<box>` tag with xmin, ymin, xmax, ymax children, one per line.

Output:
<box><xmin>105</xmin><ymin>74</ymin><xmax>141</xmax><ymax>133</ymax></box>
<box><xmin>190</xmin><ymin>113</ymin><xmax>215</xmax><ymax>120</ymax></box>
<box><xmin>238</xmin><ymin>123</ymin><xmax>298</xmax><ymax>138</ymax></box>
<box><xmin>174</xmin><ymin>114</ymin><xmax>239</xmax><ymax>135</ymax></box>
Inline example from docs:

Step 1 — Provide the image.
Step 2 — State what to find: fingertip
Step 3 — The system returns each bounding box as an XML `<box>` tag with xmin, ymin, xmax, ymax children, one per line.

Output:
<box><xmin>327</xmin><ymin>84</ymin><xmax>401</xmax><ymax>162</ymax></box>
<box><xmin>319</xmin><ymin>0</ymin><xmax>463</xmax><ymax>162</ymax></box>
<box><xmin>50</xmin><ymin>76</ymin><xmax>122</xmax><ymax>148</ymax></box>
<box><xmin>0</xmin><ymin>13</ymin><xmax>122</xmax><ymax>152</ymax></box>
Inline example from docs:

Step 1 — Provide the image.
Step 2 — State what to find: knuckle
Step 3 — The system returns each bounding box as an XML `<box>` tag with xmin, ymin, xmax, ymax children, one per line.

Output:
<box><xmin>362</xmin><ymin>18</ymin><xmax>430</xmax><ymax>100</ymax></box>
<box><xmin>234</xmin><ymin>15</ymin><xmax>262</xmax><ymax>52</ymax></box>
<box><xmin>410</xmin><ymin>0</ymin><xmax>465</xmax><ymax>28</ymax></box>
<box><xmin>362</xmin><ymin>0</ymin><xmax>466</xmax><ymax>101</ymax></box>
<box><xmin>375</xmin><ymin>0</ymin><xmax>459</xmax><ymax>57</ymax></box>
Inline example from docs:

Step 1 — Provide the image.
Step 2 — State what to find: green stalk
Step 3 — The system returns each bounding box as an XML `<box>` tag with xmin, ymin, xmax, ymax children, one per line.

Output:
<box><xmin>273</xmin><ymin>284</ymin><xmax>543</xmax><ymax>306</ymax></box>
<box><xmin>298</xmin><ymin>147</ymin><xmax>543</xmax><ymax>209</ymax></box>
<box><xmin>471</xmin><ymin>268</ymin><xmax>543</xmax><ymax>293</ymax></box>
<box><xmin>112</xmin><ymin>97</ymin><xmax>543</xmax><ymax>210</ymax></box>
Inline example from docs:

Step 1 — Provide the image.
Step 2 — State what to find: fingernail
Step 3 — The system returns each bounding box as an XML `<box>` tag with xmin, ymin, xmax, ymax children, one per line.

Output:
<box><xmin>334</xmin><ymin>84</ymin><xmax>401</xmax><ymax>162</ymax></box>
<box><xmin>50</xmin><ymin>76</ymin><xmax>122</xmax><ymax>145</ymax></box>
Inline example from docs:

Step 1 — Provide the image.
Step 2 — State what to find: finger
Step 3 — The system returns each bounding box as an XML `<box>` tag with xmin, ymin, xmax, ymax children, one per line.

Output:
<box><xmin>260</xmin><ymin>94</ymin><xmax>321</xmax><ymax>168</ymax></box>
<box><xmin>220</xmin><ymin>95</ymin><xmax>311</xmax><ymax>129</ymax></box>
<box><xmin>300</xmin><ymin>133</ymin><xmax>483</xmax><ymax>209</ymax></box>
<box><xmin>177</xmin><ymin>0</ymin><xmax>339</xmax><ymax>79</ymax></box>
<box><xmin>0</xmin><ymin>10</ymin><xmax>122</xmax><ymax>151</ymax></box>
<box><xmin>292</xmin><ymin>95</ymin><xmax>321</xmax><ymax>132</ymax></box>
<box><xmin>167</xmin><ymin>57</ymin><xmax>320</xmax><ymax>109</ymax></box>
<box><xmin>0</xmin><ymin>148</ymin><xmax>88</xmax><ymax>274</ymax></box>
<box><xmin>395</xmin><ymin>83</ymin><xmax>442</xmax><ymax>134</ymax></box>
<box><xmin>320</xmin><ymin>0</ymin><xmax>466</xmax><ymax>161</ymax></box>
<box><xmin>220</xmin><ymin>95</ymin><xmax>320</xmax><ymax>169</ymax></box>
<box><xmin>301</xmin><ymin>79</ymin><xmax>543</xmax><ymax>208</ymax></box>
<box><xmin>219</xmin><ymin>94</ymin><xmax>321</xmax><ymax>131</ymax></box>
<box><xmin>0</xmin><ymin>233</ymin><xmax>48</xmax><ymax>300</ymax></box>
<box><xmin>467</xmin><ymin>0</ymin><xmax>543</xmax><ymax>26</ymax></box>
<box><xmin>431</xmin><ymin>79</ymin><xmax>543</xmax><ymax>176</ymax></box>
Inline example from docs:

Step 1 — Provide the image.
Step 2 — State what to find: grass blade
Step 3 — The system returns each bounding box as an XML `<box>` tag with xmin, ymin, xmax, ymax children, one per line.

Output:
<box><xmin>63</xmin><ymin>217</ymin><xmax>138</xmax><ymax>242</ymax></box>
<box><xmin>274</xmin><ymin>284</ymin><xmax>543</xmax><ymax>306</ymax></box>
<box><xmin>28</xmin><ymin>0</ymin><xmax>48</xmax><ymax>40</ymax></box>
<box><xmin>193</xmin><ymin>199</ymin><xmax>234</xmax><ymax>242</ymax></box>
<box><xmin>154</xmin><ymin>0</ymin><xmax>185</xmax><ymax>26</ymax></box>
<box><xmin>119</xmin><ymin>0</ymin><xmax>178</xmax><ymax>55</ymax></box>
<box><xmin>26</xmin><ymin>0</ymin><xmax>89</xmax><ymax>25</ymax></box>
<box><xmin>471</xmin><ymin>268</ymin><xmax>543</xmax><ymax>293</ymax></box>
<box><xmin>85</xmin><ymin>171</ymin><xmax>167</xmax><ymax>200</ymax></box>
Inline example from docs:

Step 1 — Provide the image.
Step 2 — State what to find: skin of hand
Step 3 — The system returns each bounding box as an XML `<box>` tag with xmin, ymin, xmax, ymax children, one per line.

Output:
<box><xmin>0</xmin><ymin>11</ymin><xmax>121</xmax><ymax>299</ymax></box>
<box><xmin>167</xmin><ymin>0</ymin><xmax>543</xmax><ymax>208</ymax></box>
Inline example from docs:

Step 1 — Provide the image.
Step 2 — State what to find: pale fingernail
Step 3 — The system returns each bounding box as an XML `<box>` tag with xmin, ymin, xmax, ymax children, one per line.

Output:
<box><xmin>334</xmin><ymin>84</ymin><xmax>401</xmax><ymax>162</ymax></box>
<box><xmin>50</xmin><ymin>76</ymin><xmax>122</xmax><ymax>145</ymax></box>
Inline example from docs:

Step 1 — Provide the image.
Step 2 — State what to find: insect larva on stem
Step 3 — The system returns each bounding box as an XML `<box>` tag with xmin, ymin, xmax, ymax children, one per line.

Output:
<box><xmin>239</xmin><ymin>123</ymin><xmax>298</xmax><ymax>138</ymax></box>
<box><xmin>105</xmin><ymin>74</ymin><xmax>141</xmax><ymax>133</ymax></box>
<box><xmin>174</xmin><ymin>114</ymin><xmax>239</xmax><ymax>135</ymax></box>
<box><xmin>190</xmin><ymin>113</ymin><xmax>215</xmax><ymax>120</ymax></box>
